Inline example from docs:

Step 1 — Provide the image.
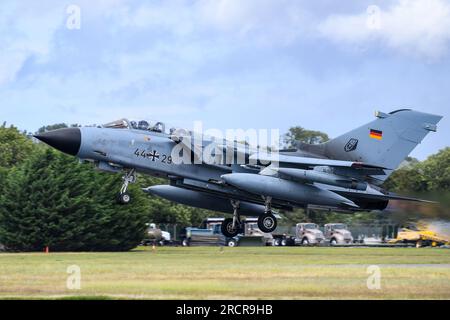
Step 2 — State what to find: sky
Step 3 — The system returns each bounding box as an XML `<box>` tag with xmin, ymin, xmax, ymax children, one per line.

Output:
<box><xmin>1</xmin><ymin>0</ymin><xmax>449</xmax><ymax>160</ymax></box>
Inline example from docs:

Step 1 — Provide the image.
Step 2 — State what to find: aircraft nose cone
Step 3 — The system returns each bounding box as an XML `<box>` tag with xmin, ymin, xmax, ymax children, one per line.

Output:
<box><xmin>34</xmin><ymin>128</ymin><xmax>81</xmax><ymax>156</ymax></box>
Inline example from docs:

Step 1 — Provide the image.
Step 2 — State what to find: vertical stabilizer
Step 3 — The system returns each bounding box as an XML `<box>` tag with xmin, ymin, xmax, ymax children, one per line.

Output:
<box><xmin>319</xmin><ymin>109</ymin><xmax>442</xmax><ymax>182</ymax></box>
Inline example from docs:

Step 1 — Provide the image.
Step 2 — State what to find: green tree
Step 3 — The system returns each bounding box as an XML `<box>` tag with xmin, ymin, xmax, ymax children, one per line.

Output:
<box><xmin>0</xmin><ymin>125</ymin><xmax>34</xmax><ymax>169</ymax></box>
<box><xmin>37</xmin><ymin>123</ymin><xmax>68</xmax><ymax>133</ymax></box>
<box><xmin>383</xmin><ymin>148</ymin><xmax>450</xmax><ymax>193</ymax></box>
<box><xmin>420</xmin><ymin>147</ymin><xmax>450</xmax><ymax>191</ymax></box>
<box><xmin>383</xmin><ymin>166</ymin><xmax>428</xmax><ymax>192</ymax></box>
<box><xmin>0</xmin><ymin>148</ymin><xmax>149</xmax><ymax>251</ymax></box>
<box><xmin>283</xmin><ymin>126</ymin><xmax>329</xmax><ymax>148</ymax></box>
<box><xmin>36</xmin><ymin>123</ymin><xmax>82</xmax><ymax>134</ymax></box>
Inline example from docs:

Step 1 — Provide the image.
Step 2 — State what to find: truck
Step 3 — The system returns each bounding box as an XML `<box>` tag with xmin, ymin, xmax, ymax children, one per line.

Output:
<box><xmin>181</xmin><ymin>218</ymin><xmax>271</xmax><ymax>247</ymax></box>
<box><xmin>182</xmin><ymin>223</ymin><xmax>237</xmax><ymax>247</ymax></box>
<box><xmin>181</xmin><ymin>218</ymin><xmax>239</xmax><ymax>247</ymax></box>
<box><xmin>324</xmin><ymin>223</ymin><xmax>354</xmax><ymax>245</ymax></box>
<box><xmin>389</xmin><ymin>226</ymin><xmax>450</xmax><ymax>248</ymax></box>
<box><xmin>240</xmin><ymin>218</ymin><xmax>273</xmax><ymax>246</ymax></box>
<box><xmin>273</xmin><ymin>223</ymin><xmax>325</xmax><ymax>246</ymax></box>
<box><xmin>141</xmin><ymin>223</ymin><xmax>172</xmax><ymax>246</ymax></box>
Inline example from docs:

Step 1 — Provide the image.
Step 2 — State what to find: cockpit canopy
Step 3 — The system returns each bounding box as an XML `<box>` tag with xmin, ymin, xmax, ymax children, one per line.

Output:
<box><xmin>103</xmin><ymin>119</ymin><xmax>129</xmax><ymax>129</ymax></box>
<box><xmin>131</xmin><ymin>120</ymin><xmax>165</xmax><ymax>133</ymax></box>
<box><xmin>103</xmin><ymin>118</ymin><xmax>169</xmax><ymax>134</ymax></box>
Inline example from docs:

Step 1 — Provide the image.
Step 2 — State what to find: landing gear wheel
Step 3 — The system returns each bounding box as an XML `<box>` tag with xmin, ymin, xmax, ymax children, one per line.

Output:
<box><xmin>221</xmin><ymin>218</ymin><xmax>239</xmax><ymax>238</ymax></box>
<box><xmin>257</xmin><ymin>213</ymin><xmax>277</xmax><ymax>233</ymax></box>
<box><xmin>117</xmin><ymin>192</ymin><xmax>131</xmax><ymax>204</ymax></box>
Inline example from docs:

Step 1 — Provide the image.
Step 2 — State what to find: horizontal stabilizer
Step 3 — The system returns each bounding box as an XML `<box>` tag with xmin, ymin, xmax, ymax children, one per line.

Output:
<box><xmin>336</xmin><ymin>190</ymin><xmax>436</xmax><ymax>204</ymax></box>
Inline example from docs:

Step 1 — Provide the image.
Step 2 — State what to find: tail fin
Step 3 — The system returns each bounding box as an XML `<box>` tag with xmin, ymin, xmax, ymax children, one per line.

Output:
<box><xmin>320</xmin><ymin>109</ymin><xmax>442</xmax><ymax>182</ymax></box>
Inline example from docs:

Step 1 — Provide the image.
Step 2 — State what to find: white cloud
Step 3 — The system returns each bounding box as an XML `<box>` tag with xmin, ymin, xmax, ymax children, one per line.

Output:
<box><xmin>198</xmin><ymin>0</ymin><xmax>312</xmax><ymax>45</ymax></box>
<box><xmin>3</xmin><ymin>0</ymin><xmax>450</xmax><ymax>89</ymax></box>
<box><xmin>119</xmin><ymin>0</ymin><xmax>196</xmax><ymax>36</ymax></box>
<box><xmin>0</xmin><ymin>2</ymin><xmax>63</xmax><ymax>85</ymax></box>
<box><xmin>0</xmin><ymin>0</ymin><xmax>131</xmax><ymax>86</ymax></box>
<box><xmin>0</xmin><ymin>49</ymin><xmax>28</xmax><ymax>86</ymax></box>
<box><xmin>118</xmin><ymin>0</ymin><xmax>312</xmax><ymax>45</ymax></box>
<box><xmin>318</xmin><ymin>0</ymin><xmax>450</xmax><ymax>59</ymax></box>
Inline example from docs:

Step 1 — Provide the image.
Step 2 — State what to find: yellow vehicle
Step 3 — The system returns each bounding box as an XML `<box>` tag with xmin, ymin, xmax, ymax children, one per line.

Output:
<box><xmin>389</xmin><ymin>226</ymin><xmax>450</xmax><ymax>248</ymax></box>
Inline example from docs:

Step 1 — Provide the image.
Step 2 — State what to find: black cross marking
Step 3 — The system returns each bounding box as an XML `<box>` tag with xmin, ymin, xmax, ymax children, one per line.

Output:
<box><xmin>147</xmin><ymin>150</ymin><xmax>160</xmax><ymax>161</ymax></box>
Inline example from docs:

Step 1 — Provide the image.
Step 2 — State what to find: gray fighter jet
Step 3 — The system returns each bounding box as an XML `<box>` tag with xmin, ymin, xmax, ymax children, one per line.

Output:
<box><xmin>34</xmin><ymin>109</ymin><xmax>442</xmax><ymax>237</ymax></box>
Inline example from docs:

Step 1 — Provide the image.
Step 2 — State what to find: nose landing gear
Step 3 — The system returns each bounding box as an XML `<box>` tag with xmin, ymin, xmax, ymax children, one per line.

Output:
<box><xmin>117</xmin><ymin>169</ymin><xmax>136</xmax><ymax>204</ymax></box>
<box><xmin>221</xmin><ymin>200</ymin><xmax>241</xmax><ymax>238</ymax></box>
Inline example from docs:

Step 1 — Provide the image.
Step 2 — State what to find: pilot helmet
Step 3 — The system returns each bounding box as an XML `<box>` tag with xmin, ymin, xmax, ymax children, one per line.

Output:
<box><xmin>153</xmin><ymin>122</ymin><xmax>163</xmax><ymax>132</ymax></box>
<box><xmin>138</xmin><ymin>120</ymin><xmax>149</xmax><ymax>130</ymax></box>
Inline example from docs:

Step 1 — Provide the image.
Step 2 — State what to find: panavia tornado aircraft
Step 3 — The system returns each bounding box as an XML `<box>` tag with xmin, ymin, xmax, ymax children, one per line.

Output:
<box><xmin>34</xmin><ymin>109</ymin><xmax>442</xmax><ymax>237</ymax></box>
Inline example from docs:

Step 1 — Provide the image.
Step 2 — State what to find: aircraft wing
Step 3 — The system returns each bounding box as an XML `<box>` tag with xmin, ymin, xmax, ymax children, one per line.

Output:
<box><xmin>250</xmin><ymin>153</ymin><xmax>389</xmax><ymax>175</ymax></box>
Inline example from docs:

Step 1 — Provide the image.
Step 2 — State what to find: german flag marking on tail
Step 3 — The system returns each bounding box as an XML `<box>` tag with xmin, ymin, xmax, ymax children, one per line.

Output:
<box><xmin>370</xmin><ymin>129</ymin><xmax>383</xmax><ymax>140</ymax></box>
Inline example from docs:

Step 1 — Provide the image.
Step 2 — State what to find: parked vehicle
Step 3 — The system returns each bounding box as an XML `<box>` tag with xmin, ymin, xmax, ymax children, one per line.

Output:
<box><xmin>273</xmin><ymin>223</ymin><xmax>325</xmax><ymax>246</ymax></box>
<box><xmin>242</xmin><ymin>218</ymin><xmax>273</xmax><ymax>246</ymax></box>
<box><xmin>181</xmin><ymin>218</ymin><xmax>271</xmax><ymax>247</ymax></box>
<box><xmin>324</xmin><ymin>223</ymin><xmax>354</xmax><ymax>245</ymax></box>
<box><xmin>389</xmin><ymin>226</ymin><xmax>450</xmax><ymax>248</ymax></box>
<box><xmin>141</xmin><ymin>223</ymin><xmax>171</xmax><ymax>246</ymax></box>
<box><xmin>182</xmin><ymin>223</ymin><xmax>238</xmax><ymax>247</ymax></box>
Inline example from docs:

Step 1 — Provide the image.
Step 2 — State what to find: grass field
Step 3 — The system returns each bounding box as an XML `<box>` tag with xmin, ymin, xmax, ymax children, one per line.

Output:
<box><xmin>1</xmin><ymin>246</ymin><xmax>449</xmax><ymax>299</ymax></box>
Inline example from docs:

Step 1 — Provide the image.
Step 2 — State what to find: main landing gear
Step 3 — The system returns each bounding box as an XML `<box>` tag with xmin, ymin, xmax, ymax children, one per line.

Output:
<box><xmin>220</xmin><ymin>197</ymin><xmax>278</xmax><ymax>237</ymax></box>
<box><xmin>117</xmin><ymin>169</ymin><xmax>136</xmax><ymax>204</ymax></box>
<box><xmin>257</xmin><ymin>196</ymin><xmax>277</xmax><ymax>233</ymax></box>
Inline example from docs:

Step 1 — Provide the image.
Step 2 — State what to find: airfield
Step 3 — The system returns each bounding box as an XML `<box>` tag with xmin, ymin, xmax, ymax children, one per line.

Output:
<box><xmin>0</xmin><ymin>246</ymin><xmax>449</xmax><ymax>300</ymax></box>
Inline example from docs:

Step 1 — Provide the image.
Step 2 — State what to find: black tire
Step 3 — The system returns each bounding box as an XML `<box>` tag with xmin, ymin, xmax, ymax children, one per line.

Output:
<box><xmin>281</xmin><ymin>239</ymin><xmax>287</xmax><ymax>246</ymax></box>
<box><xmin>302</xmin><ymin>238</ymin><xmax>309</xmax><ymax>245</ymax></box>
<box><xmin>182</xmin><ymin>238</ymin><xmax>190</xmax><ymax>247</ymax></box>
<box><xmin>257</xmin><ymin>213</ymin><xmax>277</xmax><ymax>233</ymax></box>
<box><xmin>330</xmin><ymin>238</ymin><xmax>337</xmax><ymax>246</ymax></box>
<box><xmin>221</xmin><ymin>218</ymin><xmax>239</xmax><ymax>238</ymax></box>
<box><xmin>273</xmin><ymin>238</ymin><xmax>281</xmax><ymax>246</ymax></box>
<box><xmin>117</xmin><ymin>192</ymin><xmax>131</xmax><ymax>204</ymax></box>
